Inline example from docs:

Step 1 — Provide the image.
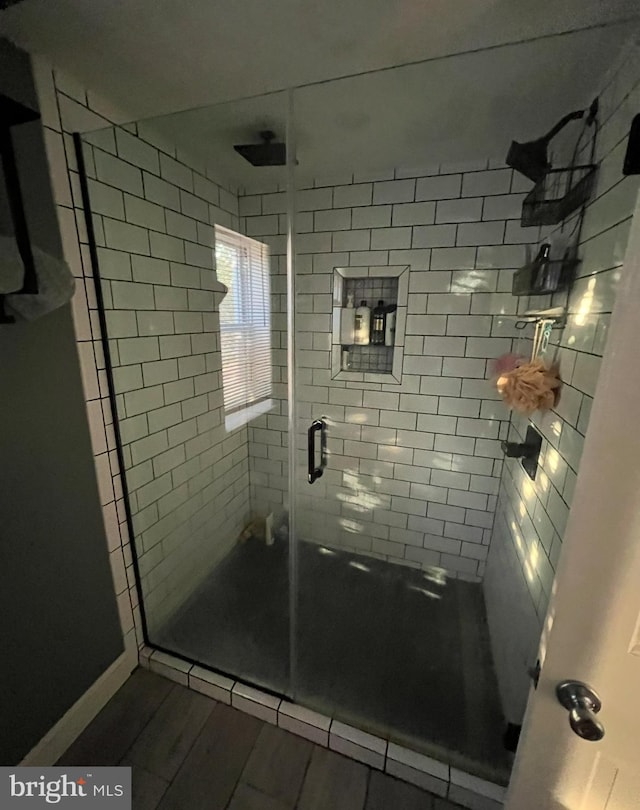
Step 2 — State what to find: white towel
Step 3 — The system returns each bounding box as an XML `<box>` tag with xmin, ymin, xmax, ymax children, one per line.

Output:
<box><xmin>0</xmin><ymin>234</ymin><xmax>25</xmax><ymax>294</ymax></box>
<box><xmin>5</xmin><ymin>246</ymin><xmax>75</xmax><ymax>321</ymax></box>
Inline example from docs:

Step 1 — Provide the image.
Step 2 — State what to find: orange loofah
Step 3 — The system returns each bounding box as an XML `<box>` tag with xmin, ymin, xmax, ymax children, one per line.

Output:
<box><xmin>496</xmin><ymin>359</ymin><xmax>561</xmax><ymax>414</ymax></box>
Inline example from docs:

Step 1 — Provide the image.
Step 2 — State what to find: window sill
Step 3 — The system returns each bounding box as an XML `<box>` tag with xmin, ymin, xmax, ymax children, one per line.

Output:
<box><xmin>225</xmin><ymin>399</ymin><xmax>274</xmax><ymax>432</ymax></box>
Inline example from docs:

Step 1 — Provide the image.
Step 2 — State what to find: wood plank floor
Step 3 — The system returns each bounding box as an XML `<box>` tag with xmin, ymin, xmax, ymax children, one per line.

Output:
<box><xmin>59</xmin><ymin>669</ymin><xmax>467</xmax><ymax>810</ymax></box>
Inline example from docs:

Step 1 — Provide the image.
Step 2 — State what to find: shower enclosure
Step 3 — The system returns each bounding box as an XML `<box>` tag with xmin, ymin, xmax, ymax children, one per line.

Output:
<box><xmin>75</xmin><ymin>46</ymin><xmax>598</xmax><ymax>785</ymax></box>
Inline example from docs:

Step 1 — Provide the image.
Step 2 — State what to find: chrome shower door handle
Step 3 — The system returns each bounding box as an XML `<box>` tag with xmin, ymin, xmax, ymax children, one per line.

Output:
<box><xmin>556</xmin><ymin>680</ymin><xmax>605</xmax><ymax>741</ymax></box>
<box><xmin>307</xmin><ymin>418</ymin><xmax>327</xmax><ymax>484</ymax></box>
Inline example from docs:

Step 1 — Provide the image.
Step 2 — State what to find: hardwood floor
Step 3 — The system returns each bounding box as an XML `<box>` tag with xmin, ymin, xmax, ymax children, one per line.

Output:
<box><xmin>58</xmin><ymin>669</ymin><xmax>468</xmax><ymax>809</ymax></box>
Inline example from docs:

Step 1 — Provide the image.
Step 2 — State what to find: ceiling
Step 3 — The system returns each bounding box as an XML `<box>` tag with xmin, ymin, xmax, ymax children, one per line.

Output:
<box><xmin>146</xmin><ymin>23</ymin><xmax>636</xmax><ymax>189</ymax></box>
<box><xmin>2</xmin><ymin>1</ymin><xmax>638</xmax><ymax>189</ymax></box>
<box><xmin>1</xmin><ymin>0</ymin><xmax>639</xmax><ymax>122</ymax></box>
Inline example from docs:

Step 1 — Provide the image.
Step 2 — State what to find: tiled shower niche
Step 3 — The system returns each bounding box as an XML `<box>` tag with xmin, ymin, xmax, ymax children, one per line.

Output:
<box><xmin>331</xmin><ymin>266</ymin><xmax>408</xmax><ymax>384</ymax></box>
<box><xmin>342</xmin><ymin>276</ymin><xmax>398</xmax><ymax>373</ymax></box>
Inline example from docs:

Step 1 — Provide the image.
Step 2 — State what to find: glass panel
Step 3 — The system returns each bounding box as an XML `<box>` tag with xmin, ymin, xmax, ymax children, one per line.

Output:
<box><xmin>74</xmin><ymin>24</ymin><xmax>640</xmax><ymax>793</ymax></box>
<box><xmin>79</xmin><ymin>90</ymin><xmax>291</xmax><ymax>694</ymax></box>
<box><xmin>289</xmin><ymin>60</ymin><xmax>517</xmax><ymax>782</ymax></box>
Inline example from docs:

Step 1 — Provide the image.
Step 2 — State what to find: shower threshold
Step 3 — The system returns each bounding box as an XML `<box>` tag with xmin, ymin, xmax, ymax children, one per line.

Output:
<box><xmin>149</xmin><ymin>536</ymin><xmax>511</xmax><ymax>788</ymax></box>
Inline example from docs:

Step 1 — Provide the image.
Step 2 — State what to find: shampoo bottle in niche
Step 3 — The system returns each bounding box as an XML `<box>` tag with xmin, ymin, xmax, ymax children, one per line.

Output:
<box><xmin>384</xmin><ymin>305</ymin><xmax>397</xmax><ymax>347</ymax></box>
<box><xmin>371</xmin><ymin>300</ymin><xmax>386</xmax><ymax>344</ymax></box>
<box><xmin>354</xmin><ymin>300</ymin><xmax>371</xmax><ymax>345</ymax></box>
<box><xmin>340</xmin><ymin>292</ymin><xmax>356</xmax><ymax>344</ymax></box>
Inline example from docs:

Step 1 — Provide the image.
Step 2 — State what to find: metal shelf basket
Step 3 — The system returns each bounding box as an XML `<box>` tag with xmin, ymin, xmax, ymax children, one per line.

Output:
<box><xmin>521</xmin><ymin>164</ymin><xmax>596</xmax><ymax>227</ymax></box>
<box><xmin>512</xmin><ymin>255</ymin><xmax>580</xmax><ymax>297</ymax></box>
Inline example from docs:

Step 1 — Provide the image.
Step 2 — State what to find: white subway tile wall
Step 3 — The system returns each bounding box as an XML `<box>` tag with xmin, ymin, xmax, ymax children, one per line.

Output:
<box><xmin>82</xmin><ymin>126</ymin><xmax>254</xmax><ymax>632</ymax></box>
<box><xmin>483</xmin><ymin>38</ymin><xmax>640</xmax><ymax>724</ymax></box>
<box><xmin>240</xmin><ymin>163</ymin><xmax>536</xmax><ymax>578</ymax></box>
<box><xmin>34</xmin><ymin>57</ymin><xmax>260</xmax><ymax>652</ymax></box>
<box><xmin>33</xmin><ymin>61</ymin><xmax>144</xmax><ymax>659</ymax></box>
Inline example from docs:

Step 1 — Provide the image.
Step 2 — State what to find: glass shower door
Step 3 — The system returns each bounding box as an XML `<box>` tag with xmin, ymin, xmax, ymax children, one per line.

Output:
<box><xmin>287</xmin><ymin>67</ymin><xmax>511</xmax><ymax>782</ymax></box>
<box><xmin>289</xmin><ymin>75</ymin><xmax>408</xmax><ymax>743</ymax></box>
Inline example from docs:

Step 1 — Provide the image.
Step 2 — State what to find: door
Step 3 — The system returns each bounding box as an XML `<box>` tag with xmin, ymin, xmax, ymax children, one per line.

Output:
<box><xmin>507</xmin><ymin>188</ymin><xmax>640</xmax><ymax>809</ymax></box>
<box><xmin>289</xmin><ymin>76</ymin><xmax>415</xmax><ymax>740</ymax></box>
<box><xmin>287</xmin><ymin>69</ymin><xmax>515</xmax><ymax>778</ymax></box>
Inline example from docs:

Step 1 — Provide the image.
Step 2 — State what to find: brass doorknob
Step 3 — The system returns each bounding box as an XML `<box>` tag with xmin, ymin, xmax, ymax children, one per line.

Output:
<box><xmin>556</xmin><ymin>680</ymin><xmax>605</xmax><ymax>742</ymax></box>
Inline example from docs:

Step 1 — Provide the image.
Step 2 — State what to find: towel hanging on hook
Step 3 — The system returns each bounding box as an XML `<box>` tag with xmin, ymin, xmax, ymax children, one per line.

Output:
<box><xmin>531</xmin><ymin>319</ymin><xmax>554</xmax><ymax>360</ymax></box>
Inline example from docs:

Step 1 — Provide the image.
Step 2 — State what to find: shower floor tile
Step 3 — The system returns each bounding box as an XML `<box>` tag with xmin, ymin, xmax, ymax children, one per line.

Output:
<box><xmin>155</xmin><ymin>538</ymin><xmax>511</xmax><ymax>784</ymax></box>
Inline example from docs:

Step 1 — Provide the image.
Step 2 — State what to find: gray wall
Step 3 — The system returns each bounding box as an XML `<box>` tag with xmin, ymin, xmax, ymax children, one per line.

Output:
<box><xmin>0</xmin><ymin>37</ymin><xmax>123</xmax><ymax>765</ymax></box>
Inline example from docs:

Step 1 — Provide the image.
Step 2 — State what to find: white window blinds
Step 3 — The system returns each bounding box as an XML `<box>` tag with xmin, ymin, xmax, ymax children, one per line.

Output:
<box><xmin>215</xmin><ymin>225</ymin><xmax>272</xmax><ymax>430</ymax></box>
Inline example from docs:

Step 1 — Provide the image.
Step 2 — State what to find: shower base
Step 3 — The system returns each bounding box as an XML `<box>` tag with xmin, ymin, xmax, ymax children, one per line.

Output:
<box><xmin>154</xmin><ymin>536</ymin><xmax>511</xmax><ymax>784</ymax></box>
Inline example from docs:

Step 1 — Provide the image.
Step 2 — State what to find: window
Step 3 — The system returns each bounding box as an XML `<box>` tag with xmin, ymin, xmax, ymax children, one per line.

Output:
<box><xmin>215</xmin><ymin>225</ymin><xmax>273</xmax><ymax>431</ymax></box>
